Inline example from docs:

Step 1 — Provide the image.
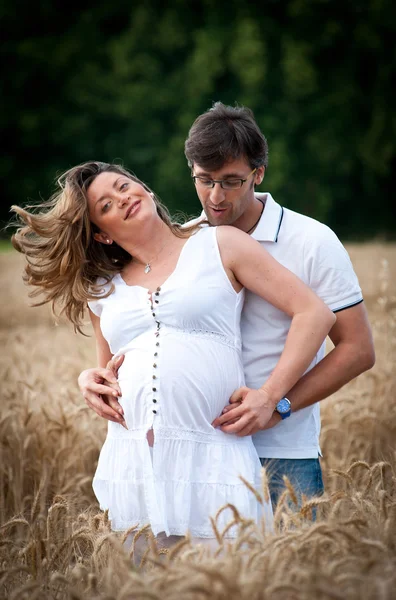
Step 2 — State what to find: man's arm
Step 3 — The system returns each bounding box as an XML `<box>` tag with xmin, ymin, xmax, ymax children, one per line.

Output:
<box><xmin>262</xmin><ymin>301</ymin><xmax>375</xmax><ymax>428</ymax></box>
<box><xmin>214</xmin><ymin>219</ymin><xmax>375</xmax><ymax>434</ymax></box>
<box><xmin>211</xmin><ymin>225</ymin><xmax>336</xmax><ymax>436</ymax></box>
<box><xmin>217</xmin><ymin>302</ymin><xmax>375</xmax><ymax>432</ymax></box>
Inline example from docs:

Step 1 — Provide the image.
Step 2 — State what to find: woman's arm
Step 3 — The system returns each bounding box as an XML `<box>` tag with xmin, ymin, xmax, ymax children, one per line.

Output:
<box><xmin>78</xmin><ymin>310</ymin><xmax>126</xmax><ymax>425</ymax></box>
<box><xmin>89</xmin><ymin>310</ymin><xmax>113</xmax><ymax>368</ymax></box>
<box><xmin>213</xmin><ymin>226</ymin><xmax>336</xmax><ymax>436</ymax></box>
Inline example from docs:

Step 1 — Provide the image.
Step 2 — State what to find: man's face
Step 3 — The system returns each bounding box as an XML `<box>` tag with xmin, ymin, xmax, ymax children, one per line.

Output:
<box><xmin>192</xmin><ymin>157</ymin><xmax>263</xmax><ymax>227</ymax></box>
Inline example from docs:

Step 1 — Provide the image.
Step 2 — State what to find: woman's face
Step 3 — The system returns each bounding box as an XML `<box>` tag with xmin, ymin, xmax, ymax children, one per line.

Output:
<box><xmin>86</xmin><ymin>171</ymin><xmax>155</xmax><ymax>244</ymax></box>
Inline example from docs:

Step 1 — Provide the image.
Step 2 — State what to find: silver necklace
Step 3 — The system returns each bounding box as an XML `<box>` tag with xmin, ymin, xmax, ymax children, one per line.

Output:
<box><xmin>143</xmin><ymin>237</ymin><xmax>172</xmax><ymax>274</ymax></box>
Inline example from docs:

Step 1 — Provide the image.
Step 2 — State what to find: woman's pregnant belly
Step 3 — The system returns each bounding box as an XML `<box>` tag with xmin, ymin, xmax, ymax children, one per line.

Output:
<box><xmin>116</xmin><ymin>330</ymin><xmax>245</xmax><ymax>433</ymax></box>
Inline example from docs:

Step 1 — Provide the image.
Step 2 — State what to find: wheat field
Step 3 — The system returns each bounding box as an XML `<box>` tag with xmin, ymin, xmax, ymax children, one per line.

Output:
<box><xmin>1</xmin><ymin>243</ymin><xmax>395</xmax><ymax>600</ymax></box>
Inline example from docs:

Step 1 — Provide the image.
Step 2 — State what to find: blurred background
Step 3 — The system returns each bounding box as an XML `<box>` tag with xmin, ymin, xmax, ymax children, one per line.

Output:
<box><xmin>2</xmin><ymin>0</ymin><xmax>395</xmax><ymax>239</ymax></box>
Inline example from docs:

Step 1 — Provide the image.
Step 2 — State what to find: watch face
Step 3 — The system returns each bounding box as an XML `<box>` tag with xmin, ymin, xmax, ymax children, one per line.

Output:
<box><xmin>277</xmin><ymin>398</ymin><xmax>291</xmax><ymax>414</ymax></box>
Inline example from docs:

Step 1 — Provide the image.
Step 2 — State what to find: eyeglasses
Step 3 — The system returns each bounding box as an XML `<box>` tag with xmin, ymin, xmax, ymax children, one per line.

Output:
<box><xmin>192</xmin><ymin>168</ymin><xmax>257</xmax><ymax>190</ymax></box>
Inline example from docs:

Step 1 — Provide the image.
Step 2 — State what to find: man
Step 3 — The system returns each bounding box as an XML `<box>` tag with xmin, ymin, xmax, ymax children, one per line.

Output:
<box><xmin>79</xmin><ymin>102</ymin><xmax>375</xmax><ymax>506</ymax></box>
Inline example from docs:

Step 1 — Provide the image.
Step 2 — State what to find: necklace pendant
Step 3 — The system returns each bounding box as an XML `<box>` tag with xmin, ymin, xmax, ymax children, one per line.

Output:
<box><xmin>144</xmin><ymin>264</ymin><xmax>151</xmax><ymax>274</ymax></box>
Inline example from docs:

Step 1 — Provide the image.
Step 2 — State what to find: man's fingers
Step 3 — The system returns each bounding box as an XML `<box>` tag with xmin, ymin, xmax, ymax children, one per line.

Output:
<box><xmin>86</xmin><ymin>382</ymin><xmax>121</xmax><ymax>399</ymax></box>
<box><xmin>113</xmin><ymin>354</ymin><xmax>125</xmax><ymax>371</ymax></box>
<box><xmin>106</xmin><ymin>354</ymin><xmax>124</xmax><ymax>376</ymax></box>
<box><xmin>212</xmin><ymin>405</ymin><xmax>245</xmax><ymax>428</ymax></box>
<box><xmin>229</xmin><ymin>386</ymin><xmax>250</xmax><ymax>403</ymax></box>
<box><xmin>222</xmin><ymin>416</ymin><xmax>240</xmax><ymax>426</ymax></box>
<box><xmin>85</xmin><ymin>368</ymin><xmax>121</xmax><ymax>395</ymax></box>
<box><xmin>106</xmin><ymin>395</ymin><xmax>124</xmax><ymax>415</ymax></box>
<box><xmin>92</xmin><ymin>367</ymin><xmax>118</xmax><ymax>385</ymax></box>
<box><xmin>83</xmin><ymin>392</ymin><xmax>124</xmax><ymax>421</ymax></box>
<box><xmin>220</xmin><ymin>414</ymin><xmax>252</xmax><ymax>435</ymax></box>
<box><xmin>106</xmin><ymin>380</ymin><xmax>122</xmax><ymax>396</ymax></box>
<box><xmin>222</xmin><ymin>403</ymin><xmax>240</xmax><ymax>414</ymax></box>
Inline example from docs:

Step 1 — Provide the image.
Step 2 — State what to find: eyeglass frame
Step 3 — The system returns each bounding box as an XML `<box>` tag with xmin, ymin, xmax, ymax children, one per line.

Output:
<box><xmin>191</xmin><ymin>168</ymin><xmax>257</xmax><ymax>190</ymax></box>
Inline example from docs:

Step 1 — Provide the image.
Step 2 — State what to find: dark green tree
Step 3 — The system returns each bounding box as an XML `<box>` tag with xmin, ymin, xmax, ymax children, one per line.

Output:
<box><xmin>2</xmin><ymin>0</ymin><xmax>395</xmax><ymax>238</ymax></box>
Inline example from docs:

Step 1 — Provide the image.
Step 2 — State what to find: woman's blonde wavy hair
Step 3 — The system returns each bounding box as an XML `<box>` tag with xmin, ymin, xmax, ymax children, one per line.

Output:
<box><xmin>11</xmin><ymin>161</ymin><xmax>202</xmax><ymax>333</ymax></box>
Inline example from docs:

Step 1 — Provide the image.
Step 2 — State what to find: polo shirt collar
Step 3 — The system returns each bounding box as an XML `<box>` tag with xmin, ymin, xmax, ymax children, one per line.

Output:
<box><xmin>252</xmin><ymin>193</ymin><xmax>284</xmax><ymax>243</ymax></box>
<box><xmin>198</xmin><ymin>192</ymin><xmax>284</xmax><ymax>242</ymax></box>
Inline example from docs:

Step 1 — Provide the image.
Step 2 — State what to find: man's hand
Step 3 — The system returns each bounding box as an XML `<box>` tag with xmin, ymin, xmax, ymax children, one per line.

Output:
<box><xmin>219</xmin><ymin>400</ymin><xmax>282</xmax><ymax>431</ymax></box>
<box><xmin>260</xmin><ymin>411</ymin><xmax>282</xmax><ymax>430</ymax></box>
<box><xmin>212</xmin><ymin>386</ymin><xmax>279</xmax><ymax>436</ymax></box>
<box><xmin>78</xmin><ymin>355</ymin><xmax>126</xmax><ymax>427</ymax></box>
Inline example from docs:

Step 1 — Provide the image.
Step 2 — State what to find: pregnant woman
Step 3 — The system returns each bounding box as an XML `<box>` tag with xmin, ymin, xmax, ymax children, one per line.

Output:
<box><xmin>12</xmin><ymin>161</ymin><xmax>334</xmax><ymax>540</ymax></box>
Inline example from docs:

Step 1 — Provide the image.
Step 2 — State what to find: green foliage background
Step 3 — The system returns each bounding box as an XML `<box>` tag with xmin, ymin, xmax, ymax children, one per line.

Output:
<box><xmin>2</xmin><ymin>0</ymin><xmax>395</xmax><ymax>238</ymax></box>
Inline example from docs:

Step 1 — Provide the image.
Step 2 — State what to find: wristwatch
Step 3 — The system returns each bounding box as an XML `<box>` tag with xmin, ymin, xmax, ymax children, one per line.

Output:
<box><xmin>275</xmin><ymin>397</ymin><xmax>291</xmax><ymax>420</ymax></box>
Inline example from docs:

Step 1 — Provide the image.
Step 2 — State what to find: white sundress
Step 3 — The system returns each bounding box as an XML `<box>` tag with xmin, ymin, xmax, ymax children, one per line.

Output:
<box><xmin>88</xmin><ymin>226</ymin><xmax>273</xmax><ymax>538</ymax></box>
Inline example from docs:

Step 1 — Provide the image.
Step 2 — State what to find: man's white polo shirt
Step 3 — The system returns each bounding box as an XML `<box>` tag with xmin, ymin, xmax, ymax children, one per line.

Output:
<box><xmin>244</xmin><ymin>193</ymin><xmax>363</xmax><ymax>459</ymax></box>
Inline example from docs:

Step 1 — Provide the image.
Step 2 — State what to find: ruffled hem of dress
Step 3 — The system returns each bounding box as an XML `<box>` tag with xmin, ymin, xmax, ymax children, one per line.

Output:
<box><xmin>93</xmin><ymin>430</ymin><xmax>273</xmax><ymax>537</ymax></box>
<box><xmin>93</xmin><ymin>477</ymin><xmax>272</xmax><ymax>538</ymax></box>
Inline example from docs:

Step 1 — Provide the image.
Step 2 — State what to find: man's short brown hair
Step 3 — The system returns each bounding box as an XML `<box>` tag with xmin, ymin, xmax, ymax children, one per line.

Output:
<box><xmin>184</xmin><ymin>102</ymin><xmax>269</xmax><ymax>171</ymax></box>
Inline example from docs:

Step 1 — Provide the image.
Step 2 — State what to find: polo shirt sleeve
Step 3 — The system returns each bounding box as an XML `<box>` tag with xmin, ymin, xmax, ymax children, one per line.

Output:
<box><xmin>303</xmin><ymin>224</ymin><xmax>363</xmax><ymax>312</ymax></box>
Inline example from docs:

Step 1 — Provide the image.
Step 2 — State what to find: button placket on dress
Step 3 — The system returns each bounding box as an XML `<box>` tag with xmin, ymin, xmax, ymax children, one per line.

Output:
<box><xmin>139</xmin><ymin>285</ymin><xmax>167</xmax><ymax>536</ymax></box>
<box><xmin>148</xmin><ymin>287</ymin><xmax>161</xmax><ymax>418</ymax></box>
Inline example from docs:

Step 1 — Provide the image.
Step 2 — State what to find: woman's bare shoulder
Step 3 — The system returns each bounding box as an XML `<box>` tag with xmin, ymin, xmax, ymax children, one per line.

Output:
<box><xmin>215</xmin><ymin>225</ymin><xmax>260</xmax><ymax>250</ymax></box>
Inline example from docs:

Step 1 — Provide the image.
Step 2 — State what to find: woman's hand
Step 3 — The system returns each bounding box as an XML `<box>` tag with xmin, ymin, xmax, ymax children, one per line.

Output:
<box><xmin>212</xmin><ymin>386</ymin><xmax>278</xmax><ymax>436</ymax></box>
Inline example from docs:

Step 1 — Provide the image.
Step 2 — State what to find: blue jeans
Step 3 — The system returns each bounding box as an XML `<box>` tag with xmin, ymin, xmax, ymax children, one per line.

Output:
<box><xmin>259</xmin><ymin>458</ymin><xmax>324</xmax><ymax>511</ymax></box>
